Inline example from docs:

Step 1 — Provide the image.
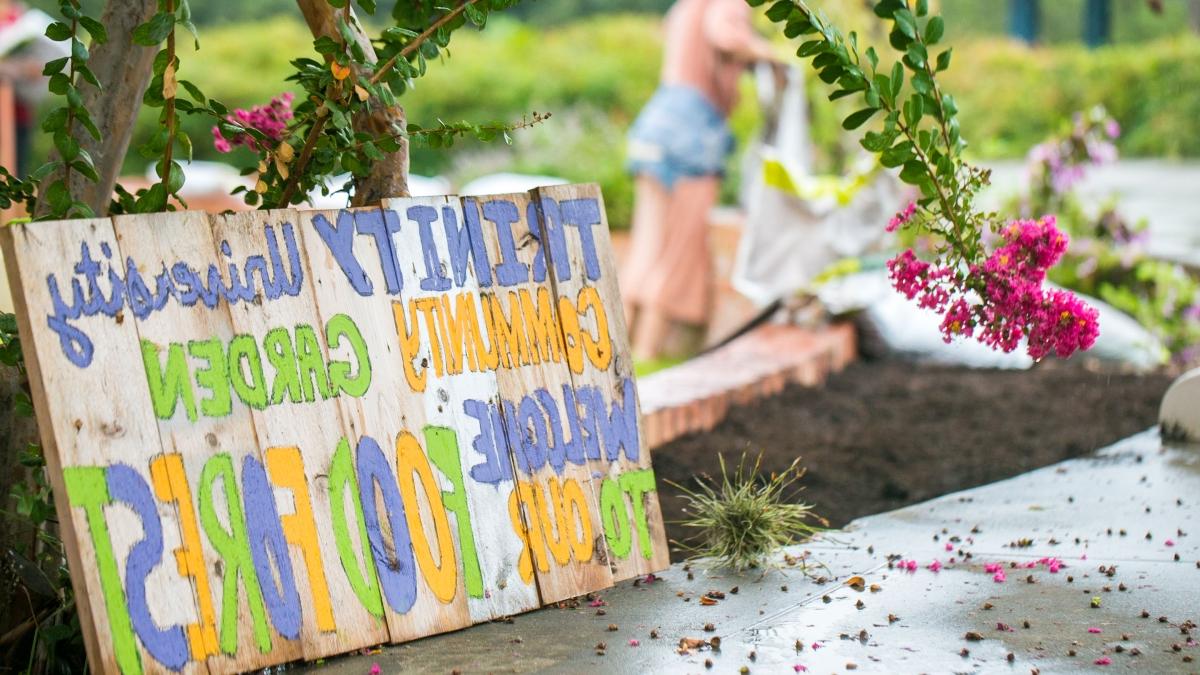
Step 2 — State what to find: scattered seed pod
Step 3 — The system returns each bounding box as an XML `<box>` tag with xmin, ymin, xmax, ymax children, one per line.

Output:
<box><xmin>982</xmin><ymin>602</ymin><xmax>994</xmax><ymax>610</ymax></box>
<box><xmin>1007</xmin><ymin>653</ymin><xmax>1015</xmax><ymax>662</ymax></box>
<box><xmin>960</xmin><ymin>648</ymin><xmax>970</xmax><ymax>657</ymax></box>
<box><xmin>748</xmin><ymin>650</ymin><xmax>756</xmax><ymax>661</ymax></box>
<box><xmin>846</xmin><ymin>663</ymin><xmax>858</xmax><ymax>670</ymax></box>
<box><xmin>1068</xmin><ymin>649</ymin><xmax>1077</xmax><ymax>657</ymax></box>
<box><xmin>965</xmin><ymin>631</ymin><xmax>984</xmax><ymax>641</ymax></box>
<box><xmin>1023</xmin><ymin>620</ymin><xmax>1031</xmax><ymax>629</ymax></box>
<box><xmin>1142</xmin><ymin>610</ymin><xmax>1150</xmax><ymax>618</ymax></box>
<box><xmin>730</xmin><ymin>586</ymin><xmax>739</xmax><ymax>594</ymax></box>
<box><xmin>595</xmin><ymin>642</ymin><xmax>606</xmax><ymax>650</ymax></box>
<box><xmin>607</xmin><ymin>624</ymin><xmax>618</xmax><ymax>632</ymax></box>
<box><xmin>855</xmin><ymin>599</ymin><xmax>865</xmax><ymax>610</ymax></box>
<box><xmin>703</xmin><ymin>623</ymin><xmax>715</xmax><ymax>632</ymax></box>
<box><xmin>704</xmin><ymin>658</ymin><xmax>713</xmax><ymax>669</ymax></box>
<box><xmin>888</xmin><ymin>614</ymin><xmax>899</xmax><ymax>623</ymax></box>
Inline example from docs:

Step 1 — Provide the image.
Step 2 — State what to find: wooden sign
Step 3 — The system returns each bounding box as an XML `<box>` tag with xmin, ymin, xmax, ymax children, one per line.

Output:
<box><xmin>0</xmin><ymin>184</ymin><xmax>669</xmax><ymax>674</ymax></box>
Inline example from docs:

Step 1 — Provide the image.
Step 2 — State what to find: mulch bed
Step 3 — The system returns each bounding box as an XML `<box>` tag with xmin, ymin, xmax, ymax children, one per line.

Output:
<box><xmin>651</xmin><ymin>358</ymin><xmax>1174</xmax><ymax>549</ymax></box>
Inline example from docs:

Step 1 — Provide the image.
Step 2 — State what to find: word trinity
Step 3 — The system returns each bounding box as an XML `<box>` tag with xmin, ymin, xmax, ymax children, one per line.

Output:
<box><xmin>1</xmin><ymin>185</ymin><xmax>668</xmax><ymax>675</ymax></box>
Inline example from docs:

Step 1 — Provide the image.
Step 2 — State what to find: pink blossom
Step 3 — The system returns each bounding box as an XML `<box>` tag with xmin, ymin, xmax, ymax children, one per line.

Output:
<box><xmin>812</xmin><ymin>642</ymin><xmax>823</xmax><ymax>650</ymax></box>
<box><xmin>984</xmin><ymin>563</ymin><xmax>1003</xmax><ymax>574</ymax></box>
<box><xmin>1165</xmin><ymin>539</ymin><xmax>1175</xmax><ymax>547</ymax></box>
<box><xmin>642</xmin><ymin>573</ymin><xmax>660</xmax><ymax>584</ymax></box>
<box><xmin>1088</xmin><ymin>627</ymin><xmax>1102</xmax><ymax>634</ymax></box>
<box><xmin>928</xmin><ymin>560</ymin><xmax>942</xmax><ymax>573</ymax></box>
<box><xmin>794</xmin><ymin>666</ymin><xmax>808</xmax><ymax>673</ymax></box>
<box><xmin>628</xmin><ymin>639</ymin><xmax>640</xmax><ymax>647</ymax></box>
<box><xmin>589</xmin><ymin>597</ymin><xmax>606</xmax><ymax>607</ymax></box>
<box><xmin>212</xmin><ymin>92</ymin><xmax>295</xmax><ymax>153</ymax></box>
<box><xmin>370</xmin><ymin>664</ymin><xmax>381</xmax><ymax>675</ymax></box>
<box><xmin>1081</xmin><ymin>553</ymin><xmax>1088</xmax><ymax>560</ymax></box>
<box><xmin>886</xmin><ymin>201</ymin><xmax>918</xmax><ymax>233</ymax></box>
<box><xmin>945</xmin><ymin>543</ymin><xmax>954</xmax><ymax>551</ymax></box>
<box><xmin>1094</xmin><ymin>657</ymin><xmax>1112</xmax><ymax>665</ymax></box>
<box><xmin>993</xmin><ymin>571</ymin><xmax>1007</xmax><ymax>583</ymax></box>
<box><xmin>887</xmin><ymin>216</ymin><xmax>1099</xmax><ymax>361</ymax></box>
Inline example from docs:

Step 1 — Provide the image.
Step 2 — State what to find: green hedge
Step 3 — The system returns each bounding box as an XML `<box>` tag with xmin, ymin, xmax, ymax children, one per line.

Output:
<box><xmin>97</xmin><ymin>15</ymin><xmax>1200</xmax><ymax>228</ymax></box>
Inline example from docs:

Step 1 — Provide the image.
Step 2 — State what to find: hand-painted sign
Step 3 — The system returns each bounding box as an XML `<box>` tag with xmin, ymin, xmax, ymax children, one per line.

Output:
<box><xmin>1</xmin><ymin>184</ymin><xmax>669</xmax><ymax>674</ymax></box>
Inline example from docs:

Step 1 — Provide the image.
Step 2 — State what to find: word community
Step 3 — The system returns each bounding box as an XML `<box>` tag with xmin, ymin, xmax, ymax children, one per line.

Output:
<box><xmin>1</xmin><ymin>185</ymin><xmax>668</xmax><ymax>675</ymax></box>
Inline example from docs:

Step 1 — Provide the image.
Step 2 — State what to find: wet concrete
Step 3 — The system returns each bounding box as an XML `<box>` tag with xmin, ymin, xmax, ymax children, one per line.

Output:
<box><xmin>305</xmin><ymin>429</ymin><xmax>1199</xmax><ymax>674</ymax></box>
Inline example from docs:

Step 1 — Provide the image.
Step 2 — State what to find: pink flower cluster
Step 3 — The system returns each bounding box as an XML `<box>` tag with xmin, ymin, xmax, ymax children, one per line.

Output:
<box><xmin>212</xmin><ymin>93</ymin><xmax>295</xmax><ymax>153</ymax></box>
<box><xmin>886</xmin><ymin>201</ymin><xmax>917</xmax><ymax>233</ymax></box>
<box><xmin>886</xmin><ymin>216</ymin><xmax>1100</xmax><ymax>360</ymax></box>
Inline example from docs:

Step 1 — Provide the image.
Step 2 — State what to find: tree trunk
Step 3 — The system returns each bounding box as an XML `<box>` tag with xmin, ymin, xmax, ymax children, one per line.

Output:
<box><xmin>34</xmin><ymin>0</ymin><xmax>158</xmax><ymax>218</ymax></box>
<box><xmin>295</xmin><ymin>0</ymin><xmax>410</xmax><ymax>205</ymax></box>
<box><xmin>1190</xmin><ymin>0</ymin><xmax>1200</xmax><ymax>33</ymax></box>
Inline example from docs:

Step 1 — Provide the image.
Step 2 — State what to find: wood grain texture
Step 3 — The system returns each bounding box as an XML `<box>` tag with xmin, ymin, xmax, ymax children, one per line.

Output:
<box><xmin>530</xmin><ymin>184</ymin><xmax>670</xmax><ymax>580</ymax></box>
<box><xmin>468</xmin><ymin>192</ymin><xmax>614</xmax><ymax>604</ymax></box>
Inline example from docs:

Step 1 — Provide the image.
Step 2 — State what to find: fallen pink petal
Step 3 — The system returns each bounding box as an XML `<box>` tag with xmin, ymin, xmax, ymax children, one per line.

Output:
<box><xmin>628</xmin><ymin>639</ymin><xmax>640</xmax><ymax>647</ymax></box>
<box><xmin>369</xmin><ymin>664</ymin><xmax>381</xmax><ymax>675</ymax></box>
<box><xmin>793</xmin><ymin>665</ymin><xmax>808</xmax><ymax>672</ymax></box>
<box><xmin>1095</xmin><ymin>657</ymin><xmax>1112</xmax><ymax>665</ymax></box>
<box><xmin>1087</xmin><ymin>627</ymin><xmax>1102</xmax><ymax>634</ymax></box>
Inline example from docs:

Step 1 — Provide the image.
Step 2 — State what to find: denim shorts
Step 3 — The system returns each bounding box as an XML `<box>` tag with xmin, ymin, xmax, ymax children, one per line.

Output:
<box><xmin>626</xmin><ymin>85</ymin><xmax>734</xmax><ymax>189</ymax></box>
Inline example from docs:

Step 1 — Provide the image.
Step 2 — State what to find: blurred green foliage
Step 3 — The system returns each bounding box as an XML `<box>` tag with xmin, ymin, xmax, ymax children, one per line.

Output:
<box><xmin>42</xmin><ymin>12</ymin><xmax>1197</xmax><ymax>228</ymax></box>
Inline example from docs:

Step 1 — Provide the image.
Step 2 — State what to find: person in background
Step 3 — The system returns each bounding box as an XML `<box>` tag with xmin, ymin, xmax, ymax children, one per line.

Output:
<box><xmin>621</xmin><ymin>0</ymin><xmax>777</xmax><ymax>361</ymax></box>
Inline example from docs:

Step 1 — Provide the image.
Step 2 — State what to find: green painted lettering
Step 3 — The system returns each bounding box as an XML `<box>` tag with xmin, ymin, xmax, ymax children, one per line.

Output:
<box><xmin>424</xmin><ymin>426</ymin><xmax>483</xmax><ymax>598</ymax></box>
<box><xmin>141</xmin><ymin>340</ymin><xmax>196</xmax><ymax>422</ymax></box>
<box><xmin>326</xmin><ymin>314</ymin><xmax>372</xmax><ymax>398</ymax></box>
<box><xmin>197</xmin><ymin>454</ymin><xmax>271</xmax><ymax>654</ymax></box>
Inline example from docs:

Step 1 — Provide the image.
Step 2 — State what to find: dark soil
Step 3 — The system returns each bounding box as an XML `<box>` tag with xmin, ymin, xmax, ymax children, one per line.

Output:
<box><xmin>652</xmin><ymin>359</ymin><xmax>1173</xmax><ymax>546</ymax></box>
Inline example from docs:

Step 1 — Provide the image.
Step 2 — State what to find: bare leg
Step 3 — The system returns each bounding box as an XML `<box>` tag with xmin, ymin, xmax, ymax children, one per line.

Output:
<box><xmin>633</xmin><ymin>176</ymin><xmax>720</xmax><ymax>360</ymax></box>
<box><xmin>621</xmin><ymin>174</ymin><xmax>671</xmax><ymax>349</ymax></box>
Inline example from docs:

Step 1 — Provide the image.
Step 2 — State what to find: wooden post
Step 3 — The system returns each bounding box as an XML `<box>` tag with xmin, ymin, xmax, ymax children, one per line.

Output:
<box><xmin>1009</xmin><ymin>0</ymin><xmax>1039</xmax><ymax>44</ymax></box>
<box><xmin>1083</xmin><ymin>0</ymin><xmax>1112</xmax><ymax>48</ymax></box>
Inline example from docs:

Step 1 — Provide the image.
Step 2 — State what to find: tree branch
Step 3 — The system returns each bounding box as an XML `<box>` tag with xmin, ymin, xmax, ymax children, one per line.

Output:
<box><xmin>295</xmin><ymin>0</ymin><xmax>409</xmax><ymax>206</ymax></box>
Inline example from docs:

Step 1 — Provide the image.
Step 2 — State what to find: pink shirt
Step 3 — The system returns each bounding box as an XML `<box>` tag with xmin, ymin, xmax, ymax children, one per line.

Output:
<box><xmin>660</xmin><ymin>0</ymin><xmax>763</xmax><ymax>116</ymax></box>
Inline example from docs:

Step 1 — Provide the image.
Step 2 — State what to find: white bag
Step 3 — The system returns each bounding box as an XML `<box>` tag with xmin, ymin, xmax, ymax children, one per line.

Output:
<box><xmin>733</xmin><ymin>65</ymin><xmax>902</xmax><ymax>306</ymax></box>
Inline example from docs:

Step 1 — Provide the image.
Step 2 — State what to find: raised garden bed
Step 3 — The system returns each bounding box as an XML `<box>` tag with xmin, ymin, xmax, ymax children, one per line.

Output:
<box><xmin>652</xmin><ymin>358</ymin><xmax>1173</xmax><ymax>550</ymax></box>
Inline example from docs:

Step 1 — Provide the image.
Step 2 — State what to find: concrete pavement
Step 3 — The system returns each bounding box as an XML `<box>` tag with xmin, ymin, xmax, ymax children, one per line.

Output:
<box><xmin>303</xmin><ymin>428</ymin><xmax>1199</xmax><ymax>674</ymax></box>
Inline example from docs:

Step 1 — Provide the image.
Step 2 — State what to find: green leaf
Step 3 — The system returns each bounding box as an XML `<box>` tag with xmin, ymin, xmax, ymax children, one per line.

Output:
<box><xmin>45</xmin><ymin>180</ymin><xmax>70</xmax><ymax>215</ymax></box>
<box><xmin>797</xmin><ymin>40</ymin><xmax>825</xmax><ymax>57</ymax></box>
<box><xmin>42</xmin><ymin>57</ymin><xmax>68</xmax><ymax>76</ymax></box>
<box><xmin>899</xmin><ymin>159</ymin><xmax>927</xmax><ymax>185</ymax></box>
<box><xmin>911</xmin><ymin>70</ymin><xmax>933</xmax><ymax>95</ymax></box>
<box><xmin>313</xmin><ymin>36</ymin><xmax>340</xmax><ymax>55</ymax></box>
<box><xmin>924</xmin><ymin>16</ymin><xmax>945</xmax><ymax>45</ymax></box>
<box><xmin>893</xmin><ymin>9</ymin><xmax>917</xmax><ymax>39</ymax></box>
<box><xmin>53</xmin><ymin>131</ymin><xmax>79</xmax><ymax>161</ymax></box>
<box><xmin>765</xmin><ymin>0</ymin><xmax>793</xmax><ymax>22</ymax></box>
<box><xmin>179</xmin><ymin>79</ymin><xmax>205</xmax><ymax>102</ymax></box>
<box><xmin>77</xmin><ymin>64</ymin><xmax>100</xmax><ymax>88</ymax></box>
<box><xmin>881</xmin><ymin>141</ymin><xmax>915</xmax><ymax>168</ymax></box>
<box><xmin>44</xmin><ymin>22</ymin><xmax>72</xmax><ymax>42</ymax></box>
<box><xmin>47</xmin><ymin>73</ymin><xmax>70</xmax><ymax>95</ymax></box>
<box><xmin>890</xmin><ymin>61</ymin><xmax>903</xmax><ymax>100</ymax></box>
<box><xmin>935</xmin><ymin>49</ymin><xmax>953</xmax><ymax>72</ymax></box>
<box><xmin>906</xmin><ymin>43</ymin><xmax>927</xmax><ymax>68</ymax></box>
<box><xmin>842</xmin><ymin>108</ymin><xmax>877</xmax><ymax>131</ymax></box>
<box><xmin>915</xmin><ymin>0</ymin><xmax>929</xmax><ymax>17</ymax></box>
<box><xmin>864</xmin><ymin>46</ymin><xmax>879</xmax><ymax>71</ymax></box>
<box><xmin>79</xmin><ymin>16</ymin><xmax>107</xmax><ymax>44</ymax></box>
<box><xmin>132</xmin><ymin>12</ymin><xmax>175</xmax><ymax>46</ymax></box>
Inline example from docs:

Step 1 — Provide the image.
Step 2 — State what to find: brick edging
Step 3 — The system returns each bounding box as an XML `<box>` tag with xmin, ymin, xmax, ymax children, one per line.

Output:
<box><xmin>638</xmin><ymin>322</ymin><xmax>857</xmax><ymax>449</ymax></box>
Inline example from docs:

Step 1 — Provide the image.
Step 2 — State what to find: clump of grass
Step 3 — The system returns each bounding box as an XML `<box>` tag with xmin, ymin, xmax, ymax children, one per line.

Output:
<box><xmin>668</xmin><ymin>454</ymin><xmax>827</xmax><ymax>573</ymax></box>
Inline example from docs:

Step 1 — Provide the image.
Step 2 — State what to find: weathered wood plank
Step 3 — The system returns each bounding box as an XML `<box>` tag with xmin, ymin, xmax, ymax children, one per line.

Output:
<box><xmin>378</xmin><ymin>196</ymin><xmax>541</xmax><ymax>624</ymax></box>
<box><xmin>1</xmin><ymin>217</ymin><xmax>205</xmax><ymax>674</ymax></box>
<box><xmin>466</xmin><ymin>193</ymin><xmax>614</xmax><ymax>604</ymax></box>
<box><xmin>530</xmin><ymin>184</ymin><xmax>670</xmax><ymax>579</ymax></box>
